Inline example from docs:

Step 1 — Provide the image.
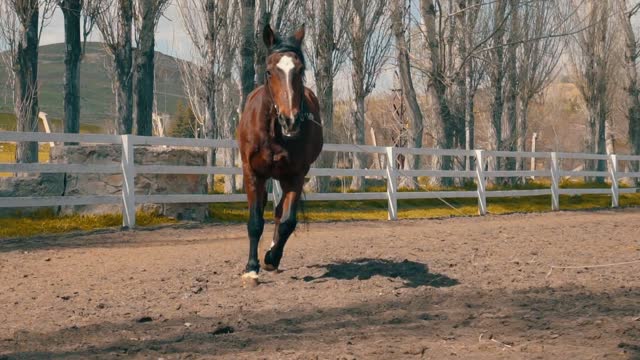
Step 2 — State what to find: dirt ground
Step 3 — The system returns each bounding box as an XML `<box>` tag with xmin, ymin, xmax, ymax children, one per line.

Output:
<box><xmin>0</xmin><ymin>209</ymin><xmax>639</xmax><ymax>359</ymax></box>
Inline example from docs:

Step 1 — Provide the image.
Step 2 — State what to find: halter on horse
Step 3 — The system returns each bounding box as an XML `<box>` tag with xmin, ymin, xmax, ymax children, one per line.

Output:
<box><xmin>237</xmin><ymin>24</ymin><xmax>323</xmax><ymax>287</ymax></box>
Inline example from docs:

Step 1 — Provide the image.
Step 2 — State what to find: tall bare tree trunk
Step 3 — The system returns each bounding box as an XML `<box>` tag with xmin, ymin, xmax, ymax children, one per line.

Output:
<box><xmin>464</xmin><ymin>78</ymin><xmax>475</xmax><ymax>169</ymax></box>
<box><xmin>420</xmin><ymin>0</ymin><xmax>452</xmax><ymax>186</ymax></box>
<box><xmin>115</xmin><ymin>0</ymin><xmax>134</xmax><ymax>134</ymax></box>
<box><xmin>205</xmin><ymin>0</ymin><xmax>218</xmax><ymax>190</ymax></box>
<box><xmin>392</xmin><ymin>0</ymin><xmax>423</xmax><ymax>190</ymax></box>
<box><xmin>240</xmin><ymin>0</ymin><xmax>255</xmax><ymax>108</ymax></box>
<box><xmin>349</xmin><ymin>0</ymin><xmax>367</xmax><ymax>191</ymax></box>
<box><xmin>134</xmin><ymin>0</ymin><xmax>158</xmax><ymax>136</ymax></box>
<box><xmin>462</xmin><ymin>0</ymin><xmax>482</xmax><ymax>171</ymax></box>
<box><xmin>14</xmin><ymin>2</ymin><xmax>40</xmax><ymax>164</ymax></box>
<box><xmin>516</xmin><ymin>97</ymin><xmax>528</xmax><ymax>168</ymax></box>
<box><xmin>220</xmin><ymin>13</ymin><xmax>237</xmax><ymax>194</ymax></box>
<box><xmin>502</xmin><ymin>0</ymin><xmax>519</xmax><ymax>176</ymax></box>
<box><xmin>60</xmin><ymin>0</ymin><xmax>82</xmax><ymax>137</ymax></box>
<box><xmin>255</xmin><ymin>1</ymin><xmax>269</xmax><ymax>87</ymax></box>
<box><xmin>621</xmin><ymin>0</ymin><xmax>640</xmax><ymax>185</ymax></box>
<box><xmin>350</xmin><ymin>93</ymin><xmax>366</xmax><ymax>191</ymax></box>
<box><xmin>312</xmin><ymin>0</ymin><xmax>335</xmax><ymax>192</ymax></box>
<box><xmin>489</xmin><ymin>0</ymin><xmax>507</xmax><ymax>172</ymax></box>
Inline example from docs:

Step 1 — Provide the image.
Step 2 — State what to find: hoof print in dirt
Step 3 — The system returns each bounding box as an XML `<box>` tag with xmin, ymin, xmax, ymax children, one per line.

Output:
<box><xmin>136</xmin><ymin>316</ymin><xmax>153</xmax><ymax>323</ymax></box>
<box><xmin>210</xmin><ymin>326</ymin><xmax>235</xmax><ymax>336</ymax></box>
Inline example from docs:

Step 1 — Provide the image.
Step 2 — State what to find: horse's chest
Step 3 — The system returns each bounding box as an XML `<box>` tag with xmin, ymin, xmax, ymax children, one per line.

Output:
<box><xmin>251</xmin><ymin>143</ymin><xmax>300</xmax><ymax>177</ymax></box>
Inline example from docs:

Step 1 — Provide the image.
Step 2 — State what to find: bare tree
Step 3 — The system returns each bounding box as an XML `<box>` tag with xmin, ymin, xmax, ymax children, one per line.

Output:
<box><xmin>515</xmin><ymin>0</ymin><xmax>561</xmax><ymax>170</ymax></box>
<box><xmin>342</xmin><ymin>0</ymin><xmax>391</xmax><ymax>191</ymax></box>
<box><xmin>459</xmin><ymin>0</ymin><xmax>486</xmax><ymax>171</ymax></box>
<box><xmin>391</xmin><ymin>0</ymin><xmax>423</xmax><ymax>189</ymax></box>
<box><xmin>416</xmin><ymin>0</ymin><xmax>456</xmax><ymax>185</ymax></box>
<box><xmin>486</xmin><ymin>0</ymin><xmax>508</xmax><ymax>164</ymax></box>
<box><xmin>254</xmin><ymin>0</ymin><xmax>304</xmax><ymax>88</ymax></box>
<box><xmin>0</xmin><ymin>0</ymin><xmax>55</xmax><ymax>163</ymax></box>
<box><xmin>502</xmin><ymin>0</ymin><xmax>520</xmax><ymax>172</ymax></box>
<box><xmin>133</xmin><ymin>0</ymin><xmax>169</xmax><ymax>136</ymax></box>
<box><xmin>305</xmin><ymin>0</ymin><xmax>349</xmax><ymax>192</ymax></box>
<box><xmin>619</xmin><ymin>0</ymin><xmax>640</xmax><ymax>183</ymax></box>
<box><xmin>240</xmin><ymin>0</ymin><xmax>255</xmax><ymax>108</ymax></box>
<box><xmin>91</xmin><ymin>0</ymin><xmax>134</xmax><ymax>134</ymax></box>
<box><xmin>178</xmin><ymin>0</ymin><xmax>239</xmax><ymax>190</ymax></box>
<box><xmin>569</xmin><ymin>0</ymin><xmax>618</xmax><ymax>178</ymax></box>
<box><xmin>56</xmin><ymin>0</ymin><xmax>94</xmax><ymax>137</ymax></box>
<box><xmin>216</xmin><ymin>1</ymin><xmax>242</xmax><ymax>194</ymax></box>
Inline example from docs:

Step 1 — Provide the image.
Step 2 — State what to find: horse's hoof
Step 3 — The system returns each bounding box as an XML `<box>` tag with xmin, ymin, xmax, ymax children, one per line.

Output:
<box><xmin>263</xmin><ymin>263</ymin><xmax>278</xmax><ymax>272</ymax></box>
<box><xmin>263</xmin><ymin>250</ymin><xmax>280</xmax><ymax>272</ymax></box>
<box><xmin>241</xmin><ymin>271</ymin><xmax>259</xmax><ymax>288</ymax></box>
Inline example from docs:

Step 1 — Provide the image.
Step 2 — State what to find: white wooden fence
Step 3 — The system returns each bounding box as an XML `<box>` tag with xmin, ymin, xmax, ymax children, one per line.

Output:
<box><xmin>0</xmin><ymin>131</ymin><xmax>639</xmax><ymax>227</ymax></box>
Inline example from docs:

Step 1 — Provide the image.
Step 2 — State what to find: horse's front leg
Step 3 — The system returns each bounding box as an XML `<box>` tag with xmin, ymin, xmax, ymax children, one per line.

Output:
<box><xmin>242</xmin><ymin>171</ymin><xmax>267</xmax><ymax>287</ymax></box>
<box><xmin>263</xmin><ymin>176</ymin><xmax>304</xmax><ymax>272</ymax></box>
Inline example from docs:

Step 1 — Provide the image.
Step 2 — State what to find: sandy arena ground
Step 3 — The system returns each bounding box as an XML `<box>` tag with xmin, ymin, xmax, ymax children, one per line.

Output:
<box><xmin>0</xmin><ymin>209</ymin><xmax>639</xmax><ymax>359</ymax></box>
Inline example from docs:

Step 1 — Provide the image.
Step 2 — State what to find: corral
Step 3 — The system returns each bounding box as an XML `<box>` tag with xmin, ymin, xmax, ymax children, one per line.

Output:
<box><xmin>0</xmin><ymin>209</ymin><xmax>639</xmax><ymax>359</ymax></box>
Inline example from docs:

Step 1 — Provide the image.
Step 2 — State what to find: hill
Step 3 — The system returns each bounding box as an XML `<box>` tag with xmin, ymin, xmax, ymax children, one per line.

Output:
<box><xmin>0</xmin><ymin>42</ymin><xmax>186</xmax><ymax>127</ymax></box>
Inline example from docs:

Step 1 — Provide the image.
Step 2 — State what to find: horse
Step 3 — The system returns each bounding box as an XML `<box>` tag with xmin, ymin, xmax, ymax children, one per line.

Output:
<box><xmin>237</xmin><ymin>24</ymin><xmax>323</xmax><ymax>287</ymax></box>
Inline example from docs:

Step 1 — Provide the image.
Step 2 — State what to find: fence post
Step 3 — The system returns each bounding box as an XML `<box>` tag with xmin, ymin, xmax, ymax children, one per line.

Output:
<box><xmin>609</xmin><ymin>154</ymin><xmax>619</xmax><ymax>208</ymax></box>
<box><xmin>474</xmin><ymin>150</ymin><xmax>487</xmax><ymax>215</ymax></box>
<box><xmin>121</xmin><ymin>135</ymin><xmax>136</xmax><ymax>229</ymax></box>
<box><xmin>385</xmin><ymin>147</ymin><xmax>398</xmax><ymax>220</ymax></box>
<box><xmin>550</xmin><ymin>152</ymin><xmax>560</xmax><ymax>211</ymax></box>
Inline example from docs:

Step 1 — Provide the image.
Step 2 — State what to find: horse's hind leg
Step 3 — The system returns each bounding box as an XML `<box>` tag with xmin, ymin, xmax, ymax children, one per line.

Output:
<box><xmin>263</xmin><ymin>176</ymin><xmax>303</xmax><ymax>271</ymax></box>
<box><xmin>242</xmin><ymin>172</ymin><xmax>266</xmax><ymax>286</ymax></box>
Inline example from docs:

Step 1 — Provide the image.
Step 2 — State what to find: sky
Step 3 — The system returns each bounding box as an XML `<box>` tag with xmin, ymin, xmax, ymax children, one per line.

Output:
<box><xmin>39</xmin><ymin>1</ymin><xmax>394</xmax><ymax>97</ymax></box>
<box><xmin>41</xmin><ymin>1</ymin><xmax>191</xmax><ymax>60</ymax></box>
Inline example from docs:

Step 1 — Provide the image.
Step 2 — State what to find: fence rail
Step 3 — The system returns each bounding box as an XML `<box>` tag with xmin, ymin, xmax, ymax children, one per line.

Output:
<box><xmin>1</xmin><ymin>131</ymin><xmax>639</xmax><ymax>227</ymax></box>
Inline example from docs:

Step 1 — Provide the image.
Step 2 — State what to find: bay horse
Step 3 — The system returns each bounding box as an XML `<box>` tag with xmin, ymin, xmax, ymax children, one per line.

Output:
<box><xmin>237</xmin><ymin>24</ymin><xmax>323</xmax><ymax>286</ymax></box>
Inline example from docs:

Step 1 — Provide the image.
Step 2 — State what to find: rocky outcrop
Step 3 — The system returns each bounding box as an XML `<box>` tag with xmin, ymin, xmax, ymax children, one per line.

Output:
<box><xmin>0</xmin><ymin>145</ymin><xmax>210</xmax><ymax>220</ymax></box>
<box><xmin>0</xmin><ymin>173</ymin><xmax>65</xmax><ymax>217</ymax></box>
<box><xmin>45</xmin><ymin>145</ymin><xmax>210</xmax><ymax>221</ymax></box>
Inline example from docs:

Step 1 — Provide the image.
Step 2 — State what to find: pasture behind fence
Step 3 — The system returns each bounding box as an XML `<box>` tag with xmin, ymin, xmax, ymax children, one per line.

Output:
<box><xmin>0</xmin><ymin>131</ymin><xmax>639</xmax><ymax>227</ymax></box>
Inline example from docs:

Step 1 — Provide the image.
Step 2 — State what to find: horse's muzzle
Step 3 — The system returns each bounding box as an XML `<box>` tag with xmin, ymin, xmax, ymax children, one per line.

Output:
<box><xmin>278</xmin><ymin>113</ymin><xmax>302</xmax><ymax>138</ymax></box>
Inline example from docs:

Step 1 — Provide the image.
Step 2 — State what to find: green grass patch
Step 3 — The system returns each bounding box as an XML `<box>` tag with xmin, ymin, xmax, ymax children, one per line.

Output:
<box><xmin>0</xmin><ymin>210</ymin><xmax>176</xmax><ymax>239</ymax></box>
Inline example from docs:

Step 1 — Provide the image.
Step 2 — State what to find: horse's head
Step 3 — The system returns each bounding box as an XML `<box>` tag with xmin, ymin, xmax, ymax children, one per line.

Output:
<box><xmin>263</xmin><ymin>24</ymin><xmax>306</xmax><ymax>138</ymax></box>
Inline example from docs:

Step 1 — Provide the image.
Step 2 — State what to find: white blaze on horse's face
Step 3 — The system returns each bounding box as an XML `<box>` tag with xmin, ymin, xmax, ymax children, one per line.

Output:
<box><xmin>276</xmin><ymin>55</ymin><xmax>296</xmax><ymax>115</ymax></box>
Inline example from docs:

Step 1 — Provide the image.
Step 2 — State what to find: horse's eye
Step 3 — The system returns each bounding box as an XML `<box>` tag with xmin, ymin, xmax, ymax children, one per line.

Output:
<box><xmin>266</xmin><ymin>70</ymin><xmax>272</xmax><ymax>77</ymax></box>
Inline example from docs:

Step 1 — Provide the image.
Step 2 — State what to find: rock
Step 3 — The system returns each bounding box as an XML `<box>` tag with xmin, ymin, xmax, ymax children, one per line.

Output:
<box><xmin>0</xmin><ymin>173</ymin><xmax>64</xmax><ymax>217</ymax></box>
<box><xmin>50</xmin><ymin>145</ymin><xmax>209</xmax><ymax>221</ymax></box>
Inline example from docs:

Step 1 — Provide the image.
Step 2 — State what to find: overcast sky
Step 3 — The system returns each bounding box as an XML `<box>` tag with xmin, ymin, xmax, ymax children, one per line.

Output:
<box><xmin>39</xmin><ymin>1</ymin><xmax>392</xmax><ymax>98</ymax></box>
<box><xmin>41</xmin><ymin>2</ymin><xmax>191</xmax><ymax>60</ymax></box>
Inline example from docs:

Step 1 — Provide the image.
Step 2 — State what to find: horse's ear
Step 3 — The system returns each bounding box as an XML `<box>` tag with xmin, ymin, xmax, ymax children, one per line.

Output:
<box><xmin>293</xmin><ymin>25</ymin><xmax>305</xmax><ymax>45</ymax></box>
<box><xmin>263</xmin><ymin>24</ymin><xmax>277</xmax><ymax>48</ymax></box>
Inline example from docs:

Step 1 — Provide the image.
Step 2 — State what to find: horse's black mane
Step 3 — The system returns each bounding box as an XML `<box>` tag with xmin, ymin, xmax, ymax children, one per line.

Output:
<box><xmin>270</xmin><ymin>36</ymin><xmax>306</xmax><ymax>68</ymax></box>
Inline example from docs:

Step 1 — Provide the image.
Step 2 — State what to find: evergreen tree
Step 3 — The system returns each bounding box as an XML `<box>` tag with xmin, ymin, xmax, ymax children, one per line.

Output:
<box><xmin>170</xmin><ymin>100</ymin><xmax>197</xmax><ymax>138</ymax></box>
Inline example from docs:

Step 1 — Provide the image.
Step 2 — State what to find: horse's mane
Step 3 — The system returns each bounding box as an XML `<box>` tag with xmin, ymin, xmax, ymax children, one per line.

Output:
<box><xmin>269</xmin><ymin>36</ymin><xmax>306</xmax><ymax>69</ymax></box>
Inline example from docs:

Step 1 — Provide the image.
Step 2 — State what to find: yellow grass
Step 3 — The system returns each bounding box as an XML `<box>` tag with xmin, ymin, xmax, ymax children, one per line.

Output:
<box><xmin>0</xmin><ymin>143</ymin><xmax>50</xmax><ymax>177</ymax></box>
<box><xmin>0</xmin><ymin>193</ymin><xmax>637</xmax><ymax>239</ymax></box>
<box><xmin>0</xmin><ymin>211</ymin><xmax>176</xmax><ymax>239</ymax></box>
<box><xmin>209</xmin><ymin>193</ymin><xmax>640</xmax><ymax>223</ymax></box>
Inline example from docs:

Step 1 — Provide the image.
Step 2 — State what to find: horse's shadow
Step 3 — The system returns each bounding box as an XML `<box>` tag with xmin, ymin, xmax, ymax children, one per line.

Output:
<box><xmin>300</xmin><ymin>258</ymin><xmax>459</xmax><ymax>288</ymax></box>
